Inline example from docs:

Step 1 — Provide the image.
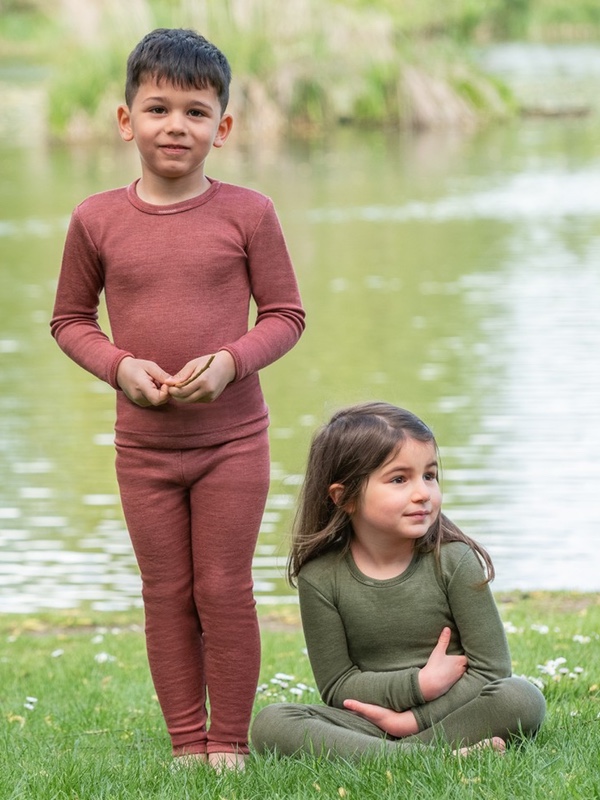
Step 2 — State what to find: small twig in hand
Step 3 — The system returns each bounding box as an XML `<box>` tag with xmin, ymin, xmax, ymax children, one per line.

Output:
<box><xmin>175</xmin><ymin>354</ymin><xmax>215</xmax><ymax>388</ymax></box>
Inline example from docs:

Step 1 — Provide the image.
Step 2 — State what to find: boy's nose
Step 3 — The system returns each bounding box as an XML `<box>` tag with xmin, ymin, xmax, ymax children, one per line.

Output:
<box><xmin>165</xmin><ymin>113</ymin><xmax>186</xmax><ymax>133</ymax></box>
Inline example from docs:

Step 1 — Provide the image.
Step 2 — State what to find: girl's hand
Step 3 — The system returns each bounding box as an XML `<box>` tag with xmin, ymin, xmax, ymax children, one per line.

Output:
<box><xmin>166</xmin><ymin>350</ymin><xmax>236</xmax><ymax>404</ymax></box>
<box><xmin>418</xmin><ymin>627</ymin><xmax>468</xmax><ymax>702</ymax></box>
<box><xmin>343</xmin><ymin>700</ymin><xmax>419</xmax><ymax>738</ymax></box>
<box><xmin>116</xmin><ymin>357</ymin><xmax>172</xmax><ymax>407</ymax></box>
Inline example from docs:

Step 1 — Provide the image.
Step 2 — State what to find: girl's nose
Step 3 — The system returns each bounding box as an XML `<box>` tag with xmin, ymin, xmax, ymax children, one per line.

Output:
<box><xmin>412</xmin><ymin>480</ymin><xmax>431</xmax><ymax>501</ymax></box>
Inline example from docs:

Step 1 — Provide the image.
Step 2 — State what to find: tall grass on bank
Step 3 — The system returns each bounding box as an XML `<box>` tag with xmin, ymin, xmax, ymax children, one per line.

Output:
<box><xmin>1</xmin><ymin>592</ymin><xmax>599</xmax><ymax>799</ymax></box>
<box><xmin>4</xmin><ymin>0</ymin><xmax>519</xmax><ymax>142</ymax></box>
<box><xmin>7</xmin><ymin>0</ymin><xmax>600</xmax><ymax>142</ymax></box>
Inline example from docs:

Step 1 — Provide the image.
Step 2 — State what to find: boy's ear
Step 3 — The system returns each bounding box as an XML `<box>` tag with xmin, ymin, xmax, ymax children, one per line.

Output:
<box><xmin>213</xmin><ymin>113</ymin><xmax>233</xmax><ymax>149</ymax></box>
<box><xmin>329</xmin><ymin>483</ymin><xmax>353</xmax><ymax>512</ymax></box>
<box><xmin>117</xmin><ymin>105</ymin><xmax>134</xmax><ymax>142</ymax></box>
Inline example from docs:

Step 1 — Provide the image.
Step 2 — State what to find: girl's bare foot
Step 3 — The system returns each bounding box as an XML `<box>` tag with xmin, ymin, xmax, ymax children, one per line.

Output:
<box><xmin>454</xmin><ymin>737</ymin><xmax>506</xmax><ymax>757</ymax></box>
<box><xmin>208</xmin><ymin>751</ymin><xmax>247</xmax><ymax>772</ymax></box>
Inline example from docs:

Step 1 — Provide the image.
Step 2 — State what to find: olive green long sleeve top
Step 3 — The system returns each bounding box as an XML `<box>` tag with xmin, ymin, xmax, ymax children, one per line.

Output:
<box><xmin>297</xmin><ymin>541</ymin><xmax>512</xmax><ymax>732</ymax></box>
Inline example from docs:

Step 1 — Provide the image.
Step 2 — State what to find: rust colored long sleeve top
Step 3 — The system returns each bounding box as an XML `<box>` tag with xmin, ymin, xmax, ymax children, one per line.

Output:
<box><xmin>51</xmin><ymin>179</ymin><xmax>305</xmax><ymax>449</ymax></box>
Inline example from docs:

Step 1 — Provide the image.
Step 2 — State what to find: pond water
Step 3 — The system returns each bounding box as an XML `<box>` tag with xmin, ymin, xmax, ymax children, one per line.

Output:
<box><xmin>2</xmin><ymin>52</ymin><xmax>600</xmax><ymax>612</ymax></box>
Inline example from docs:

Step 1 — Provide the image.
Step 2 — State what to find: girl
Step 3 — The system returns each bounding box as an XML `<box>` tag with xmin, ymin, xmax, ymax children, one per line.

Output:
<box><xmin>251</xmin><ymin>402</ymin><xmax>545</xmax><ymax>758</ymax></box>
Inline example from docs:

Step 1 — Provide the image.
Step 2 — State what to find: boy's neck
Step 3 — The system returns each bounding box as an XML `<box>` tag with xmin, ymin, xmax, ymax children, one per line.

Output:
<box><xmin>135</xmin><ymin>172</ymin><xmax>212</xmax><ymax>206</ymax></box>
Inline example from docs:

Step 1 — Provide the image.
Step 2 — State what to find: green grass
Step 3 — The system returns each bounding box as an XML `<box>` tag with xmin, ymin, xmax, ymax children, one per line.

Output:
<box><xmin>1</xmin><ymin>593</ymin><xmax>599</xmax><ymax>799</ymax></box>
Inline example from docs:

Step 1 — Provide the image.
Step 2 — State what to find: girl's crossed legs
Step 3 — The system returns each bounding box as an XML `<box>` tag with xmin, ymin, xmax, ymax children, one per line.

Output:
<box><xmin>116</xmin><ymin>430</ymin><xmax>270</xmax><ymax>759</ymax></box>
<box><xmin>252</xmin><ymin>676</ymin><xmax>545</xmax><ymax>759</ymax></box>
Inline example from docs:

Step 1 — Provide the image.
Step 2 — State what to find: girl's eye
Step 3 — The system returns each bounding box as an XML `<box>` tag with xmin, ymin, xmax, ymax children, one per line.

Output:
<box><xmin>391</xmin><ymin>476</ymin><xmax>406</xmax><ymax>484</ymax></box>
<box><xmin>424</xmin><ymin>472</ymin><xmax>438</xmax><ymax>482</ymax></box>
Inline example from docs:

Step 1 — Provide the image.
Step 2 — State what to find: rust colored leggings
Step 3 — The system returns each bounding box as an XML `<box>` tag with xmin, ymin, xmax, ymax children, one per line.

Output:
<box><xmin>115</xmin><ymin>430</ymin><xmax>270</xmax><ymax>755</ymax></box>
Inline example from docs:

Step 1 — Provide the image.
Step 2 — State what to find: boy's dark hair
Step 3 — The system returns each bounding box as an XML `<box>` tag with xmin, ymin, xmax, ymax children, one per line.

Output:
<box><xmin>125</xmin><ymin>28</ymin><xmax>232</xmax><ymax>112</ymax></box>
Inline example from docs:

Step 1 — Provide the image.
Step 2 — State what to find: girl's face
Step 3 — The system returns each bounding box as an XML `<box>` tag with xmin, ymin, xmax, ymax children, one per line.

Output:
<box><xmin>347</xmin><ymin>437</ymin><xmax>442</xmax><ymax>547</ymax></box>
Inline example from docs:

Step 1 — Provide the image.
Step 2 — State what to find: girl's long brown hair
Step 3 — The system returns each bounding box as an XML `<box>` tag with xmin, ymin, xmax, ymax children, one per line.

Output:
<box><xmin>288</xmin><ymin>401</ymin><xmax>494</xmax><ymax>585</ymax></box>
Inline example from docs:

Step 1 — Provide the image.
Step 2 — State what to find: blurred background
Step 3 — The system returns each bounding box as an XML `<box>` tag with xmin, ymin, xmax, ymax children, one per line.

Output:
<box><xmin>1</xmin><ymin>0</ymin><xmax>600</xmax><ymax>612</ymax></box>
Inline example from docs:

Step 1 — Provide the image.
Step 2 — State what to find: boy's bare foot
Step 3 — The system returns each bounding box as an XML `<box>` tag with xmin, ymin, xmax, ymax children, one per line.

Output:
<box><xmin>208</xmin><ymin>751</ymin><xmax>247</xmax><ymax>772</ymax></box>
<box><xmin>454</xmin><ymin>737</ymin><xmax>506</xmax><ymax>757</ymax></box>
<box><xmin>170</xmin><ymin>753</ymin><xmax>207</xmax><ymax>770</ymax></box>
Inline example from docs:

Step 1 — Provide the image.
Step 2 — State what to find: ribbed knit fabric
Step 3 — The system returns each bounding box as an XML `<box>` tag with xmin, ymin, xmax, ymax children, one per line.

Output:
<box><xmin>51</xmin><ymin>178</ymin><xmax>304</xmax><ymax>754</ymax></box>
<box><xmin>252</xmin><ymin>542</ymin><xmax>546</xmax><ymax>757</ymax></box>
<box><xmin>51</xmin><ymin>178</ymin><xmax>305</xmax><ymax>448</ymax></box>
<box><xmin>116</xmin><ymin>431</ymin><xmax>270</xmax><ymax>754</ymax></box>
<box><xmin>297</xmin><ymin>543</ymin><xmax>512</xmax><ymax>730</ymax></box>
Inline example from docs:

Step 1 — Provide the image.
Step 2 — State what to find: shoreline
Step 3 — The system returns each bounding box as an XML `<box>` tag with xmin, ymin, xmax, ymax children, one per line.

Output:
<box><xmin>2</xmin><ymin>589</ymin><xmax>598</xmax><ymax>633</ymax></box>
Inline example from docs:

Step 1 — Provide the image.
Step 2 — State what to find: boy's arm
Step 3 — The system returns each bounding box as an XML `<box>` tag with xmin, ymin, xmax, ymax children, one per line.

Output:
<box><xmin>50</xmin><ymin>209</ymin><xmax>135</xmax><ymax>389</ymax></box>
<box><xmin>220</xmin><ymin>199</ymin><xmax>305</xmax><ymax>380</ymax></box>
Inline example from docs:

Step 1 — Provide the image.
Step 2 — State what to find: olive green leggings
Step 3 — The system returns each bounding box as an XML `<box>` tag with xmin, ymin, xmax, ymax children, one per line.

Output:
<box><xmin>251</xmin><ymin>676</ymin><xmax>545</xmax><ymax>759</ymax></box>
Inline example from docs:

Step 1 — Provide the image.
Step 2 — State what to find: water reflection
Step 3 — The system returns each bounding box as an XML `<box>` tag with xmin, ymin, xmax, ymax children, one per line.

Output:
<box><xmin>1</xmin><ymin>108</ymin><xmax>600</xmax><ymax>612</ymax></box>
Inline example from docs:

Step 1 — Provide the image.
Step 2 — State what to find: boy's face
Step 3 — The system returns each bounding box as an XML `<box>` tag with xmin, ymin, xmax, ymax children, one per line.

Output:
<box><xmin>117</xmin><ymin>77</ymin><xmax>232</xmax><ymax>190</ymax></box>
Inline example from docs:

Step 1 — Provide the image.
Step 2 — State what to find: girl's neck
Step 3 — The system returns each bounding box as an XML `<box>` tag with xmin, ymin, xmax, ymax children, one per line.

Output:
<box><xmin>350</xmin><ymin>536</ymin><xmax>415</xmax><ymax>580</ymax></box>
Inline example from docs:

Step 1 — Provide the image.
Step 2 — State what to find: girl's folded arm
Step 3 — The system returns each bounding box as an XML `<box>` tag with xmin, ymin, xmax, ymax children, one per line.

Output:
<box><xmin>298</xmin><ymin>575</ymin><xmax>423</xmax><ymax>712</ymax></box>
<box><xmin>411</xmin><ymin>547</ymin><xmax>512</xmax><ymax>731</ymax></box>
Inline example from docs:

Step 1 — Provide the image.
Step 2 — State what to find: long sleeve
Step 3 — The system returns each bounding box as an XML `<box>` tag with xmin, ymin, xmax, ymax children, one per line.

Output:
<box><xmin>298</xmin><ymin>560</ymin><xmax>424</xmax><ymax>712</ymax></box>
<box><xmin>410</xmin><ymin>548</ymin><xmax>511</xmax><ymax>731</ymax></box>
<box><xmin>51</xmin><ymin>208</ymin><xmax>133</xmax><ymax>389</ymax></box>
<box><xmin>220</xmin><ymin>199</ymin><xmax>305</xmax><ymax>380</ymax></box>
<box><xmin>49</xmin><ymin>180</ymin><xmax>304</xmax><ymax>449</ymax></box>
<box><xmin>297</xmin><ymin>544</ymin><xmax>512</xmax><ymax>734</ymax></box>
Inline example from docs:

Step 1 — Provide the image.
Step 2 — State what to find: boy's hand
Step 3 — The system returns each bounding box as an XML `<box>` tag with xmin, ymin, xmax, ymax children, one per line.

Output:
<box><xmin>116</xmin><ymin>357</ymin><xmax>172</xmax><ymax>407</ymax></box>
<box><xmin>342</xmin><ymin>700</ymin><xmax>419</xmax><ymax>738</ymax></box>
<box><xmin>418</xmin><ymin>627</ymin><xmax>467</xmax><ymax>702</ymax></box>
<box><xmin>166</xmin><ymin>350</ymin><xmax>236</xmax><ymax>404</ymax></box>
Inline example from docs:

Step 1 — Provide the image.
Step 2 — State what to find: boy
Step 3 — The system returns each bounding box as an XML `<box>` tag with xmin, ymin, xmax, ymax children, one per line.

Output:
<box><xmin>51</xmin><ymin>28</ymin><xmax>305</xmax><ymax>770</ymax></box>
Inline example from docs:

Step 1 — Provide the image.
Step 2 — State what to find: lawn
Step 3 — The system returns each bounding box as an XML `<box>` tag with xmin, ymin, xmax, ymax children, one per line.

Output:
<box><xmin>1</xmin><ymin>592</ymin><xmax>599</xmax><ymax>799</ymax></box>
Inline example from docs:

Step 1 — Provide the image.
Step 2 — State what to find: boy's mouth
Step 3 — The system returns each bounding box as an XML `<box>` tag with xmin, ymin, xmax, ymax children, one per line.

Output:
<box><xmin>160</xmin><ymin>145</ymin><xmax>189</xmax><ymax>153</ymax></box>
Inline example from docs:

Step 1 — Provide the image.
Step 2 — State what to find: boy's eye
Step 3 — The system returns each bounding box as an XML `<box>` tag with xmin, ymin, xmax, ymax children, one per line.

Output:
<box><xmin>188</xmin><ymin>109</ymin><xmax>204</xmax><ymax>117</ymax></box>
<box><xmin>149</xmin><ymin>106</ymin><xmax>166</xmax><ymax>114</ymax></box>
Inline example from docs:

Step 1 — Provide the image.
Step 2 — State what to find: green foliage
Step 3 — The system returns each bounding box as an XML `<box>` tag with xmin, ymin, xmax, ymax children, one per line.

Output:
<box><xmin>1</xmin><ymin>593</ymin><xmax>599</xmax><ymax>799</ymax></box>
<box><xmin>535</xmin><ymin>0</ymin><xmax>600</xmax><ymax>26</ymax></box>
<box><xmin>450</xmin><ymin>65</ymin><xmax>517</xmax><ymax>118</ymax></box>
<box><xmin>3</xmin><ymin>0</ymin><xmax>600</xmax><ymax>140</ymax></box>
<box><xmin>353</xmin><ymin>63</ymin><xmax>400</xmax><ymax>125</ymax></box>
<box><xmin>48</xmin><ymin>46</ymin><xmax>126</xmax><ymax>137</ymax></box>
<box><xmin>0</xmin><ymin>4</ymin><xmax>59</xmax><ymax>59</ymax></box>
<box><xmin>290</xmin><ymin>78</ymin><xmax>329</xmax><ymax>127</ymax></box>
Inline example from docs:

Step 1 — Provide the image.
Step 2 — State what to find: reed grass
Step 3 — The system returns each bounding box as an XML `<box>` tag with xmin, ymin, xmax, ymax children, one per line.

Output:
<box><xmin>1</xmin><ymin>592</ymin><xmax>599</xmax><ymax>799</ymax></box>
<box><xmin>2</xmin><ymin>0</ymin><xmax>516</xmax><ymax>140</ymax></box>
<box><xmin>5</xmin><ymin>0</ymin><xmax>600</xmax><ymax>141</ymax></box>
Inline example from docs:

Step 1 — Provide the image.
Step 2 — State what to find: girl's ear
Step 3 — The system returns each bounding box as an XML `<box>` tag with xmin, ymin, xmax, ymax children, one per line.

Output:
<box><xmin>329</xmin><ymin>483</ymin><xmax>354</xmax><ymax>512</ymax></box>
